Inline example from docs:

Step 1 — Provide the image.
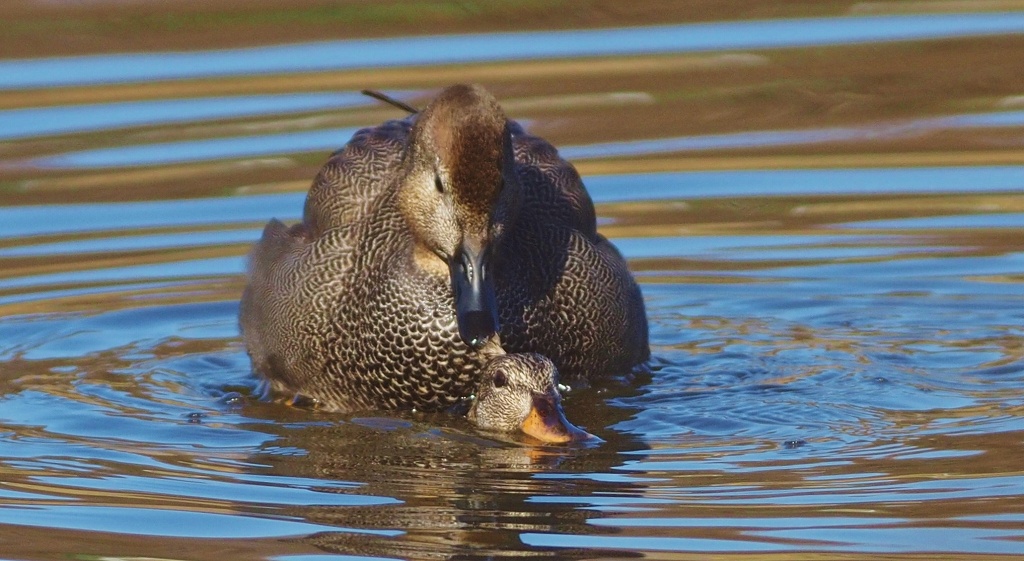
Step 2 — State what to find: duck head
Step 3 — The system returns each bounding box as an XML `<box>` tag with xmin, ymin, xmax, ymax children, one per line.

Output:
<box><xmin>397</xmin><ymin>84</ymin><xmax>521</xmax><ymax>348</ymax></box>
<box><xmin>468</xmin><ymin>353</ymin><xmax>595</xmax><ymax>444</ymax></box>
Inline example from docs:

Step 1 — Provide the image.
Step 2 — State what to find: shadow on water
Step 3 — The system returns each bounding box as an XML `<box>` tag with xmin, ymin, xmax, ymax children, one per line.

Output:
<box><xmin>1</xmin><ymin>1</ymin><xmax>1024</xmax><ymax>560</ymax></box>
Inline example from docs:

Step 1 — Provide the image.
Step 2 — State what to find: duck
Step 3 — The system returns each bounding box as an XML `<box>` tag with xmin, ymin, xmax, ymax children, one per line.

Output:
<box><xmin>239</xmin><ymin>84</ymin><xmax>648</xmax><ymax>424</ymax></box>
<box><xmin>284</xmin><ymin>352</ymin><xmax>591</xmax><ymax>443</ymax></box>
<box><xmin>470</xmin><ymin>353</ymin><xmax>592</xmax><ymax>443</ymax></box>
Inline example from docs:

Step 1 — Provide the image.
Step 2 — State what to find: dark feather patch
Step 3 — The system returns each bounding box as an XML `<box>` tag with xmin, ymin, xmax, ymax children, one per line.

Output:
<box><xmin>424</xmin><ymin>85</ymin><xmax>507</xmax><ymax>227</ymax></box>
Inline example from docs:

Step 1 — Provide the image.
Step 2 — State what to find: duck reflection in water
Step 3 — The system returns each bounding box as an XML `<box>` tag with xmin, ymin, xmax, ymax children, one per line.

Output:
<box><xmin>240</xmin><ymin>84</ymin><xmax>648</xmax><ymax>441</ymax></box>
<box><xmin>252</xmin><ymin>386</ymin><xmax>646</xmax><ymax>560</ymax></box>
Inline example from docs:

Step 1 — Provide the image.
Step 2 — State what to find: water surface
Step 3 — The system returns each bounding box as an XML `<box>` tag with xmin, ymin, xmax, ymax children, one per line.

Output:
<box><xmin>1</xmin><ymin>3</ymin><xmax>1023</xmax><ymax>560</ymax></box>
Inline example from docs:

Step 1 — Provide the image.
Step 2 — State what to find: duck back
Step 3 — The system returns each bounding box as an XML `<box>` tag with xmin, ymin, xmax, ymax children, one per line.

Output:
<box><xmin>496</xmin><ymin>123</ymin><xmax>649</xmax><ymax>381</ymax></box>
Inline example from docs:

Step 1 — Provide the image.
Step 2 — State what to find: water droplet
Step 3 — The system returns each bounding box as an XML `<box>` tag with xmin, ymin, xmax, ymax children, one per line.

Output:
<box><xmin>218</xmin><ymin>391</ymin><xmax>244</xmax><ymax>406</ymax></box>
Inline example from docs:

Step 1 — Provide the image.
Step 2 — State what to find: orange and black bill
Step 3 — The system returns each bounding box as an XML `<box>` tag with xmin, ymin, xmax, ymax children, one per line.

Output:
<box><xmin>520</xmin><ymin>393</ymin><xmax>596</xmax><ymax>444</ymax></box>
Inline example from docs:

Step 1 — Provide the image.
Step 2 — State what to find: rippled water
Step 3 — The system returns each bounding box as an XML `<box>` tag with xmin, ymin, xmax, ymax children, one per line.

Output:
<box><xmin>2</xmin><ymin>3</ymin><xmax>1023</xmax><ymax>560</ymax></box>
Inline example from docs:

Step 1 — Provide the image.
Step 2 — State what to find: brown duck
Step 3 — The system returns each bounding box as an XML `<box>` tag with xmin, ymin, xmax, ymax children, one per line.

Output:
<box><xmin>471</xmin><ymin>353</ymin><xmax>591</xmax><ymax>443</ymax></box>
<box><xmin>240</xmin><ymin>84</ymin><xmax>648</xmax><ymax>433</ymax></box>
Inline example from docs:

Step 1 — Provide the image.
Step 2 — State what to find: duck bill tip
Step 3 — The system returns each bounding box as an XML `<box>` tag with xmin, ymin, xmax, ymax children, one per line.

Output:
<box><xmin>520</xmin><ymin>395</ymin><xmax>596</xmax><ymax>444</ymax></box>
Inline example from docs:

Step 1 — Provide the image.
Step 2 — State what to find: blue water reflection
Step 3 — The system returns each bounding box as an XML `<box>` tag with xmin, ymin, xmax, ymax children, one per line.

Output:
<box><xmin>0</xmin><ymin>256</ymin><xmax>243</xmax><ymax>292</ymax></box>
<box><xmin>585</xmin><ymin>166</ymin><xmax>1024</xmax><ymax>202</ymax></box>
<box><xmin>522</xmin><ymin>525</ymin><xmax>1024</xmax><ymax>554</ymax></box>
<box><xmin>522</xmin><ymin>533</ymin><xmax>796</xmax><ymax>553</ymax></box>
<box><xmin>25</xmin><ymin>110</ymin><xmax>1024</xmax><ymax>169</ymax></box>
<box><xmin>2</xmin><ymin>167</ymin><xmax>1020</xmax><ymax>243</ymax></box>
<box><xmin>33</xmin><ymin>474</ymin><xmax>396</xmax><ymax>506</ymax></box>
<box><xmin>0</xmin><ymin>194</ymin><xmax>301</xmax><ymax>239</ymax></box>
<box><xmin>29</xmin><ymin>127</ymin><xmax>360</xmax><ymax>169</ymax></box>
<box><xmin>0</xmin><ymin>93</ymin><xmax>373</xmax><ymax>140</ymax></box>
<box><xmin>560</xmin><ymin>110</ymin><xmax>1024</xmax><ymax>160</ymax></box>
<box><xmin>0</xmin><ymin>505</ymin><xmax>400</xmax><ymax>539</ymax></box>
<box><xmin>2</xmin><ymin>12</ymin><xmax>1023</xmax><ymax>89</ymax></box>
<box><xmin>614</xmin><ymin>235</ymin><xmax>950</xmax><ymax>261</ymax></box>
<box><xmin>0</xmin><ymin>228</ymin><xmax>259</xmax><ymax>257</ymax></box>
<box><xmin>843</xmin><ymin>212</ymin><xmax>1024</xmax><ymax>229</ymax></box>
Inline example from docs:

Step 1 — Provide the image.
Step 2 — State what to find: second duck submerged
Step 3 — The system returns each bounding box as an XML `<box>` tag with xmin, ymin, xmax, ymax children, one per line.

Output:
<box><xmin>240</xmin><ymin>84</ymin><xmax>648</xmax><ymax>438</ymax></box>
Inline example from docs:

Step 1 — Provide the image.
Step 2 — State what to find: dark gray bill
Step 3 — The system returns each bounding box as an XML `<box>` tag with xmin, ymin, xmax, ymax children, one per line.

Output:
<box><xmin>449</xmin><ymin>245</ymin><xmax>498</xmax><ymax>347</ymax></box>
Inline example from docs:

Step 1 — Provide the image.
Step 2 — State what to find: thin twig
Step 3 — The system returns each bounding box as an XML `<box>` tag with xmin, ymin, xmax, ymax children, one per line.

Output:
<box><xmin>361</xmin><ymin>89</ymin><xmax>419</xmax><ymax>114</ymax></box>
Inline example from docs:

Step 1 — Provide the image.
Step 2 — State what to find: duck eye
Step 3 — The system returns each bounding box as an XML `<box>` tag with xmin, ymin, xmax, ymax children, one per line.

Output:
<box><xmin>492</xmin><ymin>370</ymin><xmax>507</xmax><ymax>388</ymax></box>
<box><xmin>434</xmin><ymin>175</ymin><xmax>445</xmax><ymax>194</ymax></box>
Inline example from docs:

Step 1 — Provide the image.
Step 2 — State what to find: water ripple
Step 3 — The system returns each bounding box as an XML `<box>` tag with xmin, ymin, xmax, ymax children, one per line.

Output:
<box><xmin>561</xmin><ymin>110</ymin><xmax>1024</xmax><ymax>160</ymax></box>
<box><xmin>3</xmin><ymin>12</ymin><xmax>1024</xmax><ymax>89</ymax></box>
<box><xmin>22</xmin><ymin>111</ymin><xmax>1024</xmax><ymax>170</ymax></box>
<box><xmin>0</xmin><ymin>93</ymin><xmax>374</xmax><ymax>140</ymax></box>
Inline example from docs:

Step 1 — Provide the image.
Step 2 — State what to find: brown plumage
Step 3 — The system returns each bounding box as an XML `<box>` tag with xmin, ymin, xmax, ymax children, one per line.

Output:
<box><xmin>470</xmin><ymin>353</ymin><xmax>592</xmax><ymax>442</ymax></box>
<box><xmin>239</xmin><ymin>84</ymin><xmax>648</xmax><ymax>415</ymax></box>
